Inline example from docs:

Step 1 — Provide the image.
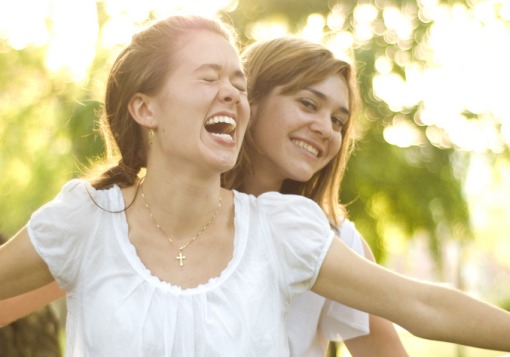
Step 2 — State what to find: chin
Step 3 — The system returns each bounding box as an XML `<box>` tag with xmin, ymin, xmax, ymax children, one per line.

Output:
<box><xmin>217</xmin><ymin>160</ymin><xmax>237</xmax><ymax>174</ymax></box>
<box><xmin>290</xmin><ymin>170</ymin><xmax>316</xmax><ymax>182</ymax></box>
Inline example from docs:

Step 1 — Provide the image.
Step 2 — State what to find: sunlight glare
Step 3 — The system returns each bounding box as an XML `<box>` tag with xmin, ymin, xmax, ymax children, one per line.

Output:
<box><xmin>104</xmin><ymin>0</ymin><xmax>151</xmax><ymax>23</ymax></box>
<box><xmin>500</xmin><ymin>1</ymin><xmax>510</xmax><ymax>20</ymax></box>
<box><xmin>383</xmin><ymin>7</ymin><xmax>414</xmax><ymax>40</ymax></box>
<box><xmin>377</xmin><ymin>0</ymin><xmax>510</xmax><ymax>153</ymax></box>
<box><xmin>1</xmin><ymin>0</ymin><xmax>233</xmax><ymax>83</ymax></box>
<box><xmin>150</xmin><ymin>0</ymin><xmax>236</xmax><ymax>18</ymax></box>
<box><xmin>45</xmin><ymin>0</ymin><xmax>98</xmax><ymax>82</ymax></box>
<box><xmin>383</xmin><ymin>115</ymin><xmax>426</xmax><ymax>147</ymax></box>
<box><xmin>352</xmin><ymin>4</ymin><xmax>377</xmax><ymax>41</ymax></box>
<box><xmin>325</xmin><ymin>32</ymin><xmax>355</xmax><ymax>64</ymax></box>
<box><xmin>327</xmin><ymin>8</ymin><xmax>346</xmax><ymax>31</ymax></box>
<box><xmin>0</xmin><ymin>0</ymin><xmax>51</xmax><ymax>49</ymax></box>
<box><xmin>375</xmin><ymin>56</ymin><xmax>393</xmax><ymax>74</ymax></box>
<box><xmin>246</xmin><ymin>17</ymin><xmax>288</xmax><ymax>41</ymax></box>
<box><xmin>100</xmin><ymin>15</ymin><xmax>139</xmax><ymax>49</ymax></box>
<box><xmin>354</xmin><ymin>4</ymin><xmax>378</xmax><ymax>24</ymax></box>
<box><xmin>301</xmin><ymin>14</ymin><xmax>325</xmax><ymax>43</ymax></box>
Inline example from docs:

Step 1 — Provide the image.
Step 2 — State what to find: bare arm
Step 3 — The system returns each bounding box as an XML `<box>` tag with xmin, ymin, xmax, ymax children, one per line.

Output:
<box><xmin>313</xmin><ymin>237</ymin><xmax>510</xmax><ymax>352</ymax></box>
<box><xmin>344</xmin><ymin>238</ymin><xmax>408</xmax><ymax>356</ymax></box>
<box><xmin>0</xmin><ymin>227</ymin><xmax>54</xmax><ymax>300</ymax></box>
<box><xmin>0</xmin><ymin>281</ymin><xmax>64</xmax><ymax>326</ymax></box>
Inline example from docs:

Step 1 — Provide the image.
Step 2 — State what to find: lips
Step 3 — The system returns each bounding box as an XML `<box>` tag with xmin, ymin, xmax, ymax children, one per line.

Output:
<box><xmin>291</xmin><ymin>139</ymin><xmax>320</xmax><ymax>157</ymax></box>
<box><xmin>205</xmin><ymin>115</ymin><xmax>237</xmax><ymax>142</ymax></box>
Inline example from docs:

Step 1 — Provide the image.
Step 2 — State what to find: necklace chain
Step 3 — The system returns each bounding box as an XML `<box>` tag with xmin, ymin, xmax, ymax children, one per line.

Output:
<box><xmin>139</xmin><ymin>179</ymin><xmax>222</xmax><ymax>267</ymax></box>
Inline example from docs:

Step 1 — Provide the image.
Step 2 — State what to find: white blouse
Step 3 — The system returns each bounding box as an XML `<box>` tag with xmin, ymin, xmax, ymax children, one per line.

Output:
<box><xmin>28</xmin><ymin>180</ymin><xmax>335</xmax><ymax>357</ymax></box>
<box><xmin>287</xmin><ymin>220</ymin><xmax>370</xmax><ymax>357</ymax></box>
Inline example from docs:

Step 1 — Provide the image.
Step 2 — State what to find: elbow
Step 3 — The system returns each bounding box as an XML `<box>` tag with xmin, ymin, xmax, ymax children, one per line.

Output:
<box><xmin>399</xmin><ymin>283</ymin><xmax>457</xmax><ymax>340</ymax></box>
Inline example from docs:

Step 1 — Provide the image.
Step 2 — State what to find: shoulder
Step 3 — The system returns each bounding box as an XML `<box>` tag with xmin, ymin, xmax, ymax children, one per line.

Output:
<box><xmin>30</xmin><ymin>179</ymin><xmax>124</xmax><ymax>225</ymax></box>
<box><xmin>253</xmin><ymin>191</ymin><xmax>326</xmax><ymax>216</ymax></box>
<box><xmin>58</xmin><ymin>179</ymin><xmax>122</xmax><ymax>209</ymax></box>
<box><xmin>234</xmin><ymin>190</ymin><xmax>331</xmax><ymax>238</ymax></box>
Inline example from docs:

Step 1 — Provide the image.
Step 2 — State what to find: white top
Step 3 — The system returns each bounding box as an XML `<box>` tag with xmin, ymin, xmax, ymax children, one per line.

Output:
<box><xmin>28</xmin><ymin>180</ymin><xmax>335</xmax><ymax>357</ymax></box>
<box><xmin>287</xmin><ymin>220</ymin><xmax>370</xmax><ymax>357</ymax></box>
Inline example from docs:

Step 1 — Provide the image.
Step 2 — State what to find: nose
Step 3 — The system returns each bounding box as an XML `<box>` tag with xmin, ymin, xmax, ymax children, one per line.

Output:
<box><xmin>310</xmin><ymin>113</ymin><xmax>333</xmax><ymax>139</ymax></box>
<box><xmin>218</xmin><ymin>80</ymin><xmax>240</xmax><ymax>104</ymax></box>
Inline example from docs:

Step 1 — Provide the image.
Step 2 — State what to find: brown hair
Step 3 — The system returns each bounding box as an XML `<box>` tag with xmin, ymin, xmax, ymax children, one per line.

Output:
<box><xmin>91</xmin><ymin>15</ymin><xmax>238</xmax><ymax>190</ymax></box>
<box><xmin>223</xmin><ymin>37</ymin><xmax>360</xmax><ymax>226</ymax></box>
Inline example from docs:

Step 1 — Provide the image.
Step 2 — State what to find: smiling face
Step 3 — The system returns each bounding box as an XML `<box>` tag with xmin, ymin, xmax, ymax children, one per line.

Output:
<box><xmin>144</xmin><ymin>30</ymin><xmax>249</xmax><ymax>176</ymax></box>
<box><xmin>248</xmin><ymin>74</ymin><xmax>350</xmax><ymax>191</ymax></box>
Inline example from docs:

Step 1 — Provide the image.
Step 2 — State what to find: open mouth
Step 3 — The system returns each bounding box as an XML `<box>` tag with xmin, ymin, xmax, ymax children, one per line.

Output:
<box><xmin>205</xmin><ymin>116</ymin><xmax>236</xmax><ymax>142</ymax></box>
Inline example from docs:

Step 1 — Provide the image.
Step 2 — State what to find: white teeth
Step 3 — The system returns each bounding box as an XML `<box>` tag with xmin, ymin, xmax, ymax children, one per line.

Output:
<box><xmin>292</xmin><ymin>140</ymin><xmax>319</xmax><ymax>157</ymax></box>
<box><xmin>211</xmin><ymin>133</ymin><xmax>234</xmax><ymax>142</ymax></box>
<box><xmin>205</xmin><ymin>116</ymin><xmax>236</xmax><ymax>128</ymax></box>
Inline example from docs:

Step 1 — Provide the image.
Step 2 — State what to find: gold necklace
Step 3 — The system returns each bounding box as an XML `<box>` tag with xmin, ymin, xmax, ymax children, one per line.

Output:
<box><xmin>139</xmin><ymin>179</ymin><xmax>222</xmax><ymax>267</ymax></box>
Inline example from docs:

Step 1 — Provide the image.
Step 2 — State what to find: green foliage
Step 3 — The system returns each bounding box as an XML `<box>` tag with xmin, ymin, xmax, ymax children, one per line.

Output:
<box><xmin>228</xmin><ymin>0</ymin><xmax>474</xmax><ymax>263</ymax></box>
<box><xmin>0</xmin><ymin>43</ymin><xmax>104</xmax><ymax>236</ymax></box>
<box><xmin>0</xmin><ymin>1</ymin><xmax>475</xmax><ymax>263</ymax></box>
<box><xmin>341</xmin><ymin>119</ymin><xmax>472</xmax><ymax>262</ymax></box>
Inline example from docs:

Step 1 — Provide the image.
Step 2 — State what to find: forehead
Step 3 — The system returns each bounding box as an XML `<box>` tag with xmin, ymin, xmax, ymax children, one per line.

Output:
<box><xmin>280</xmin><ymin>74</ymin><xmax>350</xmax><ymax>110</ymax></box>
<box><xmin>174</xmin><ymin>30</ymin><xmax>242</xmax><ymax>71</ymax></box>
<box><xmin>309</xmin><ymin>75</ymin><xmax>349</xmax><ymax>108</ymax></box>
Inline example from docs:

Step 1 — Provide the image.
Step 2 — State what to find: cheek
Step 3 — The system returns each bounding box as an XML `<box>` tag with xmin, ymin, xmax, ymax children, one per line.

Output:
<box><xmin>327</xmin><ymin>135</ymin><xmax>343</xmax><ymax>161</ymax></box>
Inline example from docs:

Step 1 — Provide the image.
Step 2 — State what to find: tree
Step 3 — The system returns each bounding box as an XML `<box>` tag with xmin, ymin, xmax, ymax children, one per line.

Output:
<box><xmin>228</xmin><ymin>0</ymin><xmax>474</xmax><ymax>263</ymax></box>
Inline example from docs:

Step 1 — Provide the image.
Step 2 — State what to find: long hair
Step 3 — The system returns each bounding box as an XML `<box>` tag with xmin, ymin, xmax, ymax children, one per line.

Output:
<box><xmin>91</xmin><ymin>15</ymin><xmax>238</xmax><ymax>190</ymax></box>
<box><xmin>223</xmin><ymin>37</ymin><xmax>361</xmax><ymax>226</ymax></box>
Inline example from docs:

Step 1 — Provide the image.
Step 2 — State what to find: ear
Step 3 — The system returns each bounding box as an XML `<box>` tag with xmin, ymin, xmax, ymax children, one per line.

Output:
<box><xmin>128</xmin><ymin>93</ymin><xmax>157</xmax><ymax>129</ymax></box>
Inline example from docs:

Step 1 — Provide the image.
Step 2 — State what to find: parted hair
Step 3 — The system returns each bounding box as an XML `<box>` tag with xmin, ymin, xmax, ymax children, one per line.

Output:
<box><xmin>223</xmin><ymin>37</ymin><xmax>361</xmax><ymax>226</ymax></box>
<box><xmin>91</xmin><ymin>15</ymin><xmax>238</xmax><ymax>190</ymax></box>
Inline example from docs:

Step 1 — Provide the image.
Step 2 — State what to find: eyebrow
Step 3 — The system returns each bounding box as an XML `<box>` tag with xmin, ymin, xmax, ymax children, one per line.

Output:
<box><xmin>304</xmin><ymin>87</ymin><xmax>350</xmax><ymax>116</ymax></box>
<box><xmin>195</xmin><ymin>63</ymin><xmax>246</xmax><ymax>81</ymax></box>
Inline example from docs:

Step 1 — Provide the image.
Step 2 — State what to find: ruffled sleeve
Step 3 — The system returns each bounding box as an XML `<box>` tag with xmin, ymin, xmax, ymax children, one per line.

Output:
<box><xmin>27</xmin><ymin>179</ymin><xmax>103</xmax><ymax>291</ymax></box>
<box><xmin>257</xmin><ymin>192</ymin><xmax>334</xmax><ymax>299</ymax></box>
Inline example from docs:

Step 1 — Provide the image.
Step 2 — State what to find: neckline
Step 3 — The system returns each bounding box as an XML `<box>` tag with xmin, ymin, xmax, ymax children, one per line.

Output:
<box><xmin>113</xmin><ymin>185</ymin><xmax>247</xmax><ymax>295</ymax></box>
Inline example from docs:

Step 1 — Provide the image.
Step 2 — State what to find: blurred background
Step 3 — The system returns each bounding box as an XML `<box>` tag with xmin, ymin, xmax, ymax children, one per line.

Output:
<box><xmin>0</xmin><ymin>0</ymin><xmax>509</xmax><ymax>355</ymax></box>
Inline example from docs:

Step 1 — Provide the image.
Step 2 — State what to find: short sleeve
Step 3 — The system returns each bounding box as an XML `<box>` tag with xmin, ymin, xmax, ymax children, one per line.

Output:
<box><xmin>257</xmin><ymin>192</ymin><xmax>334</xmax><ymax>298</ymax></box>
<box><xmin>27</xmin><ymin>179</ymin><xmax>100</xmax><ymax>291</ymax></box>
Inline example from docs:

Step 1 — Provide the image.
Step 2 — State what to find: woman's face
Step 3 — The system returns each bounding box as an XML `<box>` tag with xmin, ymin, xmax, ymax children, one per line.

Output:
<box><xmin>248</xmin><ymin>74</ymin><xmax>349</xmax><ymax>190</ymax></box>
<box><xmin>147</xmin><ymin>30</ymin><xmax>249</xmax><ymax>175</ymax></box>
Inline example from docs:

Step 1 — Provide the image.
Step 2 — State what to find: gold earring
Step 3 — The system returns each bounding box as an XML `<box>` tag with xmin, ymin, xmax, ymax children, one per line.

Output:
<box><xmin>148</xmin><ymin>128</ymin><xmax>154</xmax><ymax>146</ymax></box>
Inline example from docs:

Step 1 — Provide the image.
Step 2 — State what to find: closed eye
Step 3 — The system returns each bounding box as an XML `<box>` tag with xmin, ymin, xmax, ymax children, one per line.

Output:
<box><xmin>233</xmin><ymin>81</ymin><xmax>247</xmax><ymax>92</ymax></box>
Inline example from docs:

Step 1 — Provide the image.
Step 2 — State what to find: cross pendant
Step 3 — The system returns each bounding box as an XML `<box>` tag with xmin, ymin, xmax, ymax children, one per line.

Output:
<box><xmin>176</xmin><ymin>250</ymin><xmax>186</xmax><ymax>267</ymax></box>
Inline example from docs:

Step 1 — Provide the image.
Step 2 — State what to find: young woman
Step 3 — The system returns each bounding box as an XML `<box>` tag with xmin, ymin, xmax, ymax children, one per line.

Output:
<box><xmin>223</xmin><ymin>36</ymin><xmax>408</xmax><ymax>357</ymax></box>
<box><xmin>1</xmin><ymin>14</ymin><xmax>510</xmax><ymax>357</ymax></box>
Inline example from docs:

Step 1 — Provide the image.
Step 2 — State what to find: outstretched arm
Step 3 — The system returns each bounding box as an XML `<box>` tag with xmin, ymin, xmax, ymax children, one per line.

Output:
<box><xmin>343</xmin><ymin>238</ymin><xmax>408</xmax><ymax>357</ymax></box>
<box><xmin>0</xmin><ymin>227</ymin><xmax>54</xmax><ymax>301</ymax></box>
<box><xmin>313</xmin><ymin>237</ymin><xmax>510</xmax><ymax>352</ymax></box>
<box><xmin>0</xmin><ymin>281</ymin><xmax>64</xmax><ymax>326</ymax></box>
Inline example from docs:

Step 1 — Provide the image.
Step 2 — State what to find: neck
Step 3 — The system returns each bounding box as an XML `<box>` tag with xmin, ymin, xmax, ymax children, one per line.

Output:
<box><xmin>240</xmin><ymin>172</ymin><xmax>283</xmax><ymax>197</ymax></box>
<box><xmin>139</xmin><ymin>170</ymin><xmax>223</xmax><ymax>236</ymax></box>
